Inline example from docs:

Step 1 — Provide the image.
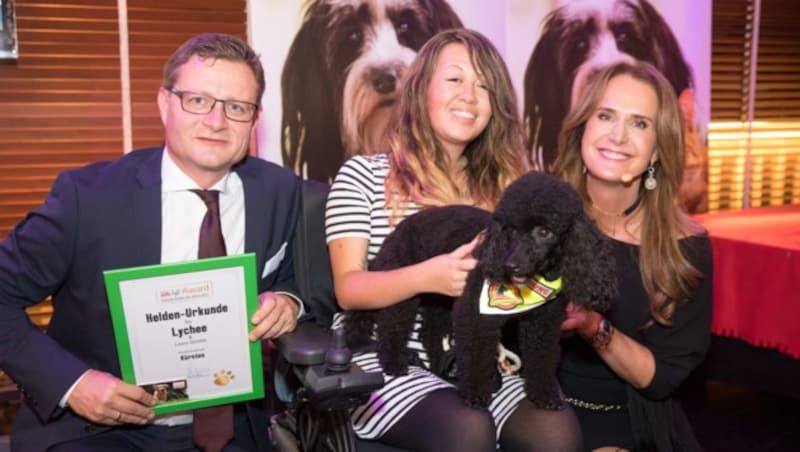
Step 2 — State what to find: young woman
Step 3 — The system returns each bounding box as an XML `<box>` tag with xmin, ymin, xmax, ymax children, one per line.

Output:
<box><xmin>325</xmin><ymin>28</ymin><xmax>581</xmax><ymax>452</ymax></box>
<box><xmin>555</xmin><ymin>61</ymin><xmax>713</xmax><ymax>451</ymax></box>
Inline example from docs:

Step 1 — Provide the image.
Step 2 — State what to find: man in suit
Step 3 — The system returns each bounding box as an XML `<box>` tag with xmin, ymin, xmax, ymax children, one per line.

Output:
<box><xmin>0</xmin><ymin>33</ymin><xmax>304</xmax><ymax>451</ymax></box>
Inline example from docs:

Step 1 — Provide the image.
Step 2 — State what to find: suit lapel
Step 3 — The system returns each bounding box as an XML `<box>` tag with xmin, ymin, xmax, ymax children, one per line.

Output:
<box><xmin>131</xmin><ymin>149</ymin><xmax>163</xmax><ymax>266</ymax></box>
<box><xmin>237</xmin><ymin>157</ymin><xmax>268</xmax><ymax>277</ymax></box>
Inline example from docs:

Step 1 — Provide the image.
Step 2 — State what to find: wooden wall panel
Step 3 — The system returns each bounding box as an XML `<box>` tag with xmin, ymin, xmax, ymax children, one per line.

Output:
<box><xmin>0</xmin><ymin>0</ymin><xmax>123</xmax><ymax>238</ymax></box>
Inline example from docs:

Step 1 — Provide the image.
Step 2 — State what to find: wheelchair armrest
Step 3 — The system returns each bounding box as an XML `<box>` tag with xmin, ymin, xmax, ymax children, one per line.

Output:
<box><xmin>301</xmin><ymin>361</ymin><xmax>384</xmax><ymax>410</ymax></box>
<box><xmin>275</xmin><ymin>322</ymin><xmax>384</xmax><ymax>410</ymax></box>
<box><xmin>276</xmin><ymin>321</ymin><xmax>332</xmax><ymax>366</ymax></box>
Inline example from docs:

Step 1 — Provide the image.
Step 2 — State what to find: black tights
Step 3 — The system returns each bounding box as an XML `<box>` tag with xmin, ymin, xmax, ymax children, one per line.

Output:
<box><xmin>379</xmin><ymin>389</ymin><xmax>581</xmax><ymax>452</ymax></box>
<box><xmin>499</xmin><ymin>398</ymin><xmax>582</xmax><ymax>452</ymax></box>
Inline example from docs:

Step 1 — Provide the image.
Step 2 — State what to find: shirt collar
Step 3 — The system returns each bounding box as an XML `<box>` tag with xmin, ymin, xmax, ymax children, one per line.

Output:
<box><xmin>161</xmin><ymin>146</ymin><xmax>231</xmax><ymax>193</ymax></box>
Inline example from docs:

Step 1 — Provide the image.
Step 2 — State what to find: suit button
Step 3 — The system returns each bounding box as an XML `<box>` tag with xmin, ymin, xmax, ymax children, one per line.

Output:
<box><xmin>84</xmin><ymin>424</ymin><xmax>96</xmax><ymax>433</ymax></box>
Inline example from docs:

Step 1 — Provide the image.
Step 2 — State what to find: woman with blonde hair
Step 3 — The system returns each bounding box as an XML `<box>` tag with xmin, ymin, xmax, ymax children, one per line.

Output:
<box><xmin>326</xmin><ymin>28</ymin><xmax>580</xmax><ymax>452</ymax></box>
<box><xmin>556</xmin><ymin>61</ymin><xmax>713</xmax><ymax>451</ymax></box>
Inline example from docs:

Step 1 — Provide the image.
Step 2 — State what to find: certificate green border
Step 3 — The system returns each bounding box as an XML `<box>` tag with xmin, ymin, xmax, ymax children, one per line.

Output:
<box><xmin>103</xmin><ymin>253</ymin><xmax>264</xmax><ymax>415</ymax></box>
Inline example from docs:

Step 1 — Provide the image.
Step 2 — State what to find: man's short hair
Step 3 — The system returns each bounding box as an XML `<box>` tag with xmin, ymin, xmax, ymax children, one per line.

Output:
<box><xmin>162</xmin><ymin>33</ymin><xmax>265</xmax><ymax>106</ymax></box>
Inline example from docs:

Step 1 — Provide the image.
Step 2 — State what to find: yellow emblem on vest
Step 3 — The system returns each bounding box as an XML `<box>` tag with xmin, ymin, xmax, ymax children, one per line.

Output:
<box><xmin>479</xmin><ymin>275</ymin><xmax>563</xmax><ymax>315</ymax></box>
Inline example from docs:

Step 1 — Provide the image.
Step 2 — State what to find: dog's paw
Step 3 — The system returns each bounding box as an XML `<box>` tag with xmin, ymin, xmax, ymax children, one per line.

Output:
<box><xmin>462</xmin><ymin>396</ymin><xmax>490</xmax><ymax>410</ymax></box>
<box><xmin>459</xmin><ymin>389</ymin><xmax>492</xmax><ymax>409</ymax></box>
<box><xmin>381</xmin><ymin>361</ymin><xmax>409</xmax><ymax>377</ymax></box>
<box><xmin>529</xmin><ymin>396</ymin><xmax>567</xmax><ymax>411</ymax></box>
<box><xmin>490</xmin><ymin>369</ymin><xmax>502</xmax><ymax>393</ymax></box>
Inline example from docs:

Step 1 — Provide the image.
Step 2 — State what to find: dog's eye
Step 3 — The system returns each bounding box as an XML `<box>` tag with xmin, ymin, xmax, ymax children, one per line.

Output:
<box><xmin>397</xmin><ymin>22</ymin><xmax>409</xmax><ymax>34</ymax></box>
<box><xmin>347</xmin><ymin>30</ymin><xmax>362</xmax><ymax>44</ymax></box>
<box><xmin>532</xmin><ymin>226</ymin><xmax>554</xmax><ymax>240</ymax></box>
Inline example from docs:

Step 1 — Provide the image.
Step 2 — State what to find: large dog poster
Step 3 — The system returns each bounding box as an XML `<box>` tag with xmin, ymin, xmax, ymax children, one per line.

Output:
<box><xmin>250</xmin><ymin>1</ymin><xmax>504</xmax><ymax>183</ymax></box>
<box><xmin>249</xmin><ymin>0</ymin><xmax>709</xmax><ymax>211</ymax></box>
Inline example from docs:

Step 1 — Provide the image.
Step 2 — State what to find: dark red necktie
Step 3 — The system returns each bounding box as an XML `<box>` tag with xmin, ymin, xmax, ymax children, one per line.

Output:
<box><xmin>190</xmin><ymin>189</ymin><xmax>234</xmax><ymax>451</ymax></box>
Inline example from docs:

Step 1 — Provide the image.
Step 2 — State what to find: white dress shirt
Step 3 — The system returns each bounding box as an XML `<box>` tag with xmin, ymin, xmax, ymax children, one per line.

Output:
<box><xmin>160</xmin><ymin>148</ymin><xmax>245</xmax><ymax>263</ymax></box>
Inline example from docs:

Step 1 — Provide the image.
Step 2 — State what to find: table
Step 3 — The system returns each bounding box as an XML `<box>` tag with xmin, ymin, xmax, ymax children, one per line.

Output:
<box><xmin>693</xmin><ymin>205</ymin><xmax>800</xmax><ymax>397</ymax></box>
<box><xmin>694</xmin><ymin>205</ymin><xmax>800</xmax><ymax>359</ymax></box>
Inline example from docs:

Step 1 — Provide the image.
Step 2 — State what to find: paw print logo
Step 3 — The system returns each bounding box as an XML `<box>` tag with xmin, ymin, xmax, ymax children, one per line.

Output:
<box><xmin>213</xmin><ymin>370</ymin><xmax>235</xmax><ymax>386</ymax></box>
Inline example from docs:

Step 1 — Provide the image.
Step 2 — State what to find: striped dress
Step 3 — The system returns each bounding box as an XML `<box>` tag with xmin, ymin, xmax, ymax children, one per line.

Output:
<box><xmin>325</xmin><ymin>154</ymin><xmax>527</xmax><ymax>442</ymax></box>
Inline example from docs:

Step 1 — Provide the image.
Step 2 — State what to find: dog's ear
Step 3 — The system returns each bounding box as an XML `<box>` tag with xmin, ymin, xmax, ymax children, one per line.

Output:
<box><xmin>476</xmin><ymin>221</ymin><xmax>507</xmax><ymax>280</ymax></box>
<box><xmin>280</xmin><ymin>11</ymin><xmax>344</xmax><ymax>182</ymax></box>
<box><xmin>637</xmin><ymin>0</ymin><xmax>693</xmax><ymax>95</ymax></box>
<box><xmin>523</xmin><ymin>11</ymin><xmax>569</xmax><ymax>171</ymax></box>
<box><xmin>424</xmin><ymin>0</ymin><xmax>463</xmax><ymax>30</ymax></box>
<box><xmin>560</xmin><ymin>214</ymin><xmax>617</xmax><ymax>312</ymax></box>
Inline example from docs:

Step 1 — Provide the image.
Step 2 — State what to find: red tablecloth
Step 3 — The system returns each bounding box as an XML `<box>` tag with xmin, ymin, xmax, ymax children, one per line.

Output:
<box><xmin>694</xmin><ymin>205</ymin><xmax>800</xmax><ymax>358</ymax></box>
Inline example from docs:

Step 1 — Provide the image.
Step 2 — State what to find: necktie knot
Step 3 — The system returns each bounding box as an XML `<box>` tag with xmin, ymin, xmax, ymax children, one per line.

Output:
<box><xmin>191</xmin><ymin>189</ymin><xmax>221</xmax><ymax>212</ymax></box>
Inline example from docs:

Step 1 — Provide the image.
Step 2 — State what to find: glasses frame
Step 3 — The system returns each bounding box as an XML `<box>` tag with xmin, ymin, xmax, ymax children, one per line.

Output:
<box><xmin>168</xmin><ymin>88</ymin><xmax>259</xmax><ymax>123</ymax></box>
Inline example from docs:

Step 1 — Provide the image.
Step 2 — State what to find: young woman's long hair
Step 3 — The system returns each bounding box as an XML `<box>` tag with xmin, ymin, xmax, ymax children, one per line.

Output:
<box><xmin>553</xmin><ymin>61</ymin><xmax>703</xmax><ymax>325</ymax></box>
<box><xmin>385</xmin><ymin>28</ymin><xmax>528</xmax><ymax>216</ymax></box>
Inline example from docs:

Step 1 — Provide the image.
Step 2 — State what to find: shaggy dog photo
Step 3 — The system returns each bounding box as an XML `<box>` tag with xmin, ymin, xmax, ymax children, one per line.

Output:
<box><xmin>280</xmin><ymin>0</ymin><xmax>462</xmax><ymax>182</ymax></box>
<box><xmin>345</xmin><ymin>172</ymin><xmax>616</xmax><ymax>409</ymax></box>
<box><xmin>522</xmin><ymin>0</ymin><xmax>707</xmax><ymax>212</ymax></box>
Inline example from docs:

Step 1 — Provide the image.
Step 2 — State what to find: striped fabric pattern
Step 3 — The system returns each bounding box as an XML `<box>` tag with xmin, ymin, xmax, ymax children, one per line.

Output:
<box><xmin>325</xmin><ymin>154</ymin><xmax>527</xmax><ymax>441</ymax></box>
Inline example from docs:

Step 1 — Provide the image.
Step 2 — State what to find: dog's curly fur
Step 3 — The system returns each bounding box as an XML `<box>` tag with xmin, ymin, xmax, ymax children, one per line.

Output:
<box><xmin>345</xmin><ymin>171</ymin><xmax>616</xmax><ymax>409</ymax></box>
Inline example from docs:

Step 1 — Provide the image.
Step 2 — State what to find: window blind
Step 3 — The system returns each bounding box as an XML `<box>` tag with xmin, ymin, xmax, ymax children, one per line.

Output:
<box><xmin>0</xmin><ymin>0</ymin><xmax>123</xmax><ymax>239</ymax></box>
<box><xmin>708</xmin><ymin>0</ymin><xmax>800</xmax><ymax>210</ymax></box>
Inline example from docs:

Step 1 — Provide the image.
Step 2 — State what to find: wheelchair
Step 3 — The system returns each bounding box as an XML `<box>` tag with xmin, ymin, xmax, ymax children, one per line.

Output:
<box><xmin>270</xmin><ymin>179</ymin><xmax>410</xmax><ymax>452</ymax></box>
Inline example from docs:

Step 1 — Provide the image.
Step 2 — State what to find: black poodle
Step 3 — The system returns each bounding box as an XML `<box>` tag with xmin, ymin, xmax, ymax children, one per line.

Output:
<box><xmin>345</xmin><ymin>171</ymin><xmax>616</xmax><ymax>409</ymax></box>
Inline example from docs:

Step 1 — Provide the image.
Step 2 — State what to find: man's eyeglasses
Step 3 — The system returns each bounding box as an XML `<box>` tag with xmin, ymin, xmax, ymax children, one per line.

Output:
<box><xmin>168</xmin><ymin>89</ymin><xmax>258</xmax><ymax>123</ymax></box>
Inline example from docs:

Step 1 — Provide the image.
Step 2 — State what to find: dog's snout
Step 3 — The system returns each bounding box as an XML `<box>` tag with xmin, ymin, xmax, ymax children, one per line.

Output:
<box><xmin>504</xmin><ymin>262</ymin><xmax>522</xmax><ymax>276</ymax></box>
<box><xmin>502</xmin><ymin>241</ymin><xmax>525</xmax><ymax>276</ymax></box>
<box><xmin>503</xmin><ymin>250</ymin><xmax>525</xmax><ymax>276</ymax></box>
<box><xmin>370</xmin><ymin>69</ymin><xmax>398</xmax><ymax>94</ymax></box>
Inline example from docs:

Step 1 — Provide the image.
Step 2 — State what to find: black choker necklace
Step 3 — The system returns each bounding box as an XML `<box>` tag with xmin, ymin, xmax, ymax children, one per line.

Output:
<box><xmin>591</xmin><ymin>193</ymin><xmax>642</xmax><ymax>217</ymax></box>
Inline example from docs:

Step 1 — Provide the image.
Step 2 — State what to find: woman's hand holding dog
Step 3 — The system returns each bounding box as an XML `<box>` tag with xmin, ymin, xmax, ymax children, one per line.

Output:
<box><xmin>561</xmin><ymin>301</ymin><xmax>656</xmax><ymax>388</ymax></box>
<box><xmin>423</xmin><ymin>235</ymin><xmax>479</xmax><ymax>297</ymax></box>
<box><xmin>560</xmin><ymin>300</ymin><xmax>601</xmax><ymax>337</ymax></box>
<box><xmin>329</xmin><ymin>234</ymin><xmax>480</xmax><ymax>309</ymax></box>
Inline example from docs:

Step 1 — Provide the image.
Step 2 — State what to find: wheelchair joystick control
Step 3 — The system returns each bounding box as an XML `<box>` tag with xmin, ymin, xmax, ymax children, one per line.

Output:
<box><xmin>324</xmin><ymin>327</ymin><xmax>352</xmax><ymax>373</ymax></box>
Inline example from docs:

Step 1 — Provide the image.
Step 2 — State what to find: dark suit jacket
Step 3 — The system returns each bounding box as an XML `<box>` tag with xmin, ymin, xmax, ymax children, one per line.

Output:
<box><xmin>0</xmin><ymin>147</ymin><xmax>302</xmax><ymax>451</ymax></box>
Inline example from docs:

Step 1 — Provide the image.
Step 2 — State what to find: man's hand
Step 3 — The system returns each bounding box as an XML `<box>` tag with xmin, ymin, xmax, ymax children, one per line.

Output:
<box><xmin>67</xmin><ymin>370</ymin><xmax>156</xmax><ymax>425</ymax></box>
<box><xmin>249</xmin><ymin>292</ymin><xmax>299</xmax><ymax>341</ymax></box>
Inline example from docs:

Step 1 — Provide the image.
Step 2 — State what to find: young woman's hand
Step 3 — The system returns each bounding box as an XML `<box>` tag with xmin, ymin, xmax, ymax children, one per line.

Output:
<box><xmin>424</xmin><ymin>234</ymin><xmax>480</xmax><ymax>296</ymax></box>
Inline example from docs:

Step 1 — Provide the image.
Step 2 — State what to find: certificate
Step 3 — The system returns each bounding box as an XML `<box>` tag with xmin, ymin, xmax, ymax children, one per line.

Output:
<box><xmin>103</xmin><ymin>254</ymin><xmax>263</xmax><ymax>415</ymax></box>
